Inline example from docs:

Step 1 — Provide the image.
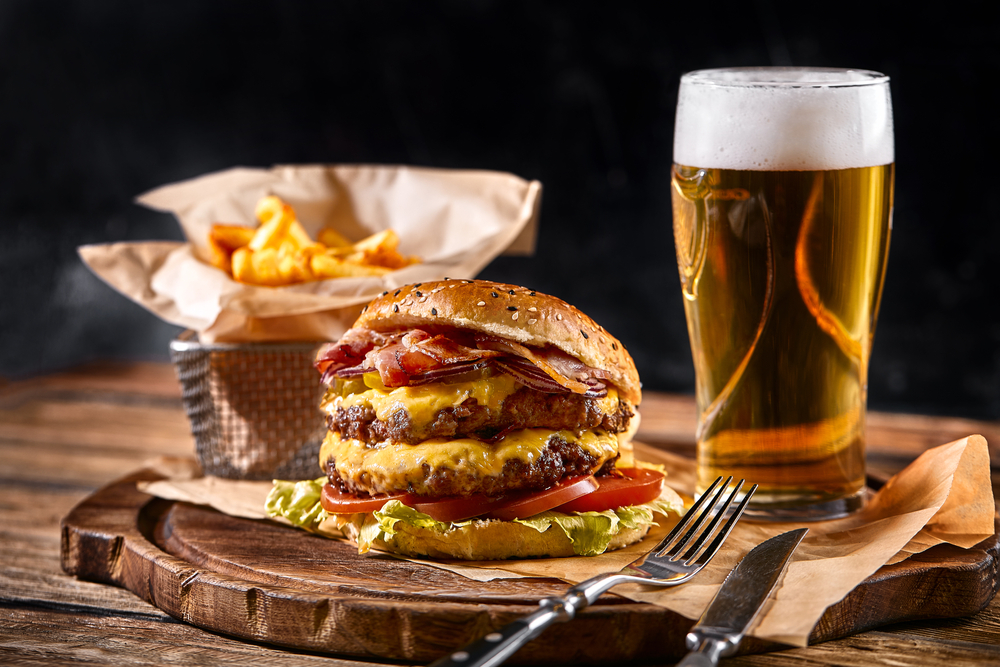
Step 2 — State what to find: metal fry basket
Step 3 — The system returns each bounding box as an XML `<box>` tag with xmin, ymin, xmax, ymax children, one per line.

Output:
<box><xmin>169</xmin><ymin>331</ymin><xmax>327</xmax><ymax>480</ymax></box>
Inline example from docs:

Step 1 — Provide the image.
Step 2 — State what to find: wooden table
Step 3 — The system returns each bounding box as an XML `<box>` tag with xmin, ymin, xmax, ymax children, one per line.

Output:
<box><xmin>2</xmin><ymin>361</ymin><xmax>999</xmax><ymax>665</ymax></box>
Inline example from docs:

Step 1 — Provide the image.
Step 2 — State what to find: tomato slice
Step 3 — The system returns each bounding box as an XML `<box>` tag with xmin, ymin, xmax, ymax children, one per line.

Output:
<box><xmin>486</xmin><ymin>475</ymin><xmax>599</xmax><ymax>521</ymax></box>
<box><xmin>553</xmin><ymin>468</ymin><xmax>665</xmax><ymax>513</ymax></box>
<box><xmin>320</xmin><ymin>483</ymin><xmax>409</xmax><ymax>514</ymax></box>
<box><xmin>403</xmin><ymin>476</ymin><xmax>599</xmax><ymax>523</ymax></box>
<box><xmin>401</xmin><ymin>493</ymin><xmax>509</xmax><ymax>523</ymax></box>
<box><xmin>319</xmin><ymin>470</ymin><xmax>646</xmax><ymax>523</ymax></box>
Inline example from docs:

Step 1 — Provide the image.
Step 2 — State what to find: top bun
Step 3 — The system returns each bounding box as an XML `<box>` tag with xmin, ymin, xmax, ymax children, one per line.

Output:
<box><xmin>354</xmin><ymin>279</ymin><xmax>641</xmax><ymax>404</ymax></box>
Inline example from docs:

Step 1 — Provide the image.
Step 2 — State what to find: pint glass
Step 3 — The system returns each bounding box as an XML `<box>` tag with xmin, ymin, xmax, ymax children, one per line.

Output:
<box><xmin>671</xmin><ymin>68</ymin><xmax>894</xmax><ymax>519</ymax></box>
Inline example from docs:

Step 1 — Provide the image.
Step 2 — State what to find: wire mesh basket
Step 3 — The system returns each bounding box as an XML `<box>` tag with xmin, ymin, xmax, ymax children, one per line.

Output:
<box><xmin>169</xmin><ymin>330</ymin><xmax>327</xmax><ymax>480</ymax></box>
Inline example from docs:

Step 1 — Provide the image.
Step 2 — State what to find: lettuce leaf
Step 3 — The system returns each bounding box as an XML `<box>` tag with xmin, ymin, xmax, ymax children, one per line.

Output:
<box><xmin>265</xmin><ymin>478</ymin><xmax>330</xmax><ymax>532</ymax></box>
<box><xmin>266</xmin><ymin>479</ymin><xmax>685</xmax><ymax>557</ymax></box>
<box><xmin>511</xmin><ymin>494</ymin><xmax>682</xmax><ymax>556</ymax></box>
<box><xmin>355</xmin><ymin>513</ymin><xmax>384</xmax><ymax>554</ymax></box>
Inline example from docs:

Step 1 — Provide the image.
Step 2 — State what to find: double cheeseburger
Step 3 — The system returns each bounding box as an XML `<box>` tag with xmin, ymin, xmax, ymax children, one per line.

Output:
<box><xmin>267</xmin><ymin>279</ymin><xmax>681</xmax><ymax>560</ymax></box>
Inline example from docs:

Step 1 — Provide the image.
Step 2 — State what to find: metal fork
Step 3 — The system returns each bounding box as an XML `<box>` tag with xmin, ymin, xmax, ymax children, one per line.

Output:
<box><xmin>428</xmin><ymin>476</ymin><xmax>757</xmax><ymax>667</ymax></box>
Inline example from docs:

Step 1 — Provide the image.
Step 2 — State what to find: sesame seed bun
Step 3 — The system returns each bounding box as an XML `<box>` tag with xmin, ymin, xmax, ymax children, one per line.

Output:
<box><xmin>354</xmin><ymin>279</ymin><xmax>642</xmax><ymax>405</ymax></box>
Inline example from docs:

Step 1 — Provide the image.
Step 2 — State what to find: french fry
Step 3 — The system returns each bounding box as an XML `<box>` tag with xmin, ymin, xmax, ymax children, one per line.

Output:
<box><xmin>248</xmin><ymin>247</ymin><xmax>285</xmax><ymax>286</ymax></box>
<box><xmin>317</xmin><ymin>227</ymin><xmax>352</xmax><ymax>248</ymax></box>
<box><xmin>348</xmin><ymin>229</ymin><xmax>419</xmax><ymax>270</ymax></box>
<box><xmin>208</xmin><ymin>224</ymin><xmax>257</xmax><ymax>272</ymax></box>
<box><xmin>287</xmin><ymin>220</ymin><xmax>317</xmax><ymax>249</ymax></box>
<box><xmin>213</xmin><ymin>195</ymin><xmax>421</xmax><ymax>286</ymax></box>
<box><xmin>254</xmin><ymin>195</ymin><xmax>290</xmax><ymax>226</ymax></box>
<box><xmin>248</xmin><ymin>215</ymin><xmax>291</xmax><ymax>252</ymax></box>
<box><xmin>210</xmin><ymin>224</ymin><xmax>257</xmax><ymax>253</ymax></box>
<box><xmin>351</xmin><ymin>229</ymin><xmax>398</xmax><ymax>253</ymax></box>
<box><xmin>277</xmin><ymin>250</ymin><xmax>315</xmax><ymax>284</ymax></box>
<box><xmin>311</xmin><ymin>252</ymin><xmax>392</xmax><ymax>278</ymax></box>
<box><xmin>231</xmin><ymin>247</ymin><xmax>254</xmax><ymax>283</ymax></box>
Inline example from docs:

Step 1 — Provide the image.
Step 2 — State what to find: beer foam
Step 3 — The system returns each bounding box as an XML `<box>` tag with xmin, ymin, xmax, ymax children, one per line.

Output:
<box><xmin>674</xmin><ymin>69</ymin><xmax>894</xmax><ymax>171</ymax></box>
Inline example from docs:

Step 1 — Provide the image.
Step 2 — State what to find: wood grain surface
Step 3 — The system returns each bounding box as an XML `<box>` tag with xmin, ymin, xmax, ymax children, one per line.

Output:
<box><xmin>3</xmin><ymin>361</ymin><xmax>1000</xmax><ymax>666</ymax></box>
<box><xmin>60</xmin><ymin>467</ymin><xmax>1000</xmax><ymax>664</ymax></box>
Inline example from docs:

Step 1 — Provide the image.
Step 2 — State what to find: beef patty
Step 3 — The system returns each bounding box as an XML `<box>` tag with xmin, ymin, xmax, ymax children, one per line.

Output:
<box><xmin>325</xmin><ymin>433</ymin><xmax>620</xmax><ymax>498</ymax></box>
<box><xmin>329</xmin><ymin>386</ymin><xmax>633</xmax><ymax>446</ymax></box>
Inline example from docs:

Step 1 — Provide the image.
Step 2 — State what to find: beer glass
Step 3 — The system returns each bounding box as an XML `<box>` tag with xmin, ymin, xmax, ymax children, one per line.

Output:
<box><xmin>671</xmin><ymin>67</ymin><xmax>894</xmax><ymax>520</ymax></box>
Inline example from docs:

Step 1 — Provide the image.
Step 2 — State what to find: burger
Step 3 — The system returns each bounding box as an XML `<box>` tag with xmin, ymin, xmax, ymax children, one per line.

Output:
<box><xmin>267</xmin><ymin>279</ymin><xmax>682</xmax><ymax>559</ymax></box>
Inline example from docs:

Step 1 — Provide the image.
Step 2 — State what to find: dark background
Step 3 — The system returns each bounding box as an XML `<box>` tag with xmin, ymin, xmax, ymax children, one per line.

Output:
<box><xmin>2</xmin><ymin>1</ymin><xmax>998</xmax><ymax>420</ymax></box>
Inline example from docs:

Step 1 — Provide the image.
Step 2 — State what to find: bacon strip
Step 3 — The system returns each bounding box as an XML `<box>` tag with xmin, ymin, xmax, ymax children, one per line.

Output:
<box><xmin>315</xmin><ymin>328</ymin><xmax>386</xmax><ymax>377</ymax></box>
<box><xmin>410</xmin><ymin>334</ymin><xmax>502</xmax><ymax>365</ymax></box>
<box><xmin>494</xmin><ymin>358</ymin><xmax>607</xmax><ymax>397</ymax></box>
<box><xmin>317</xmin><ymin>327</ymin><xmax>611</xmax><ymax>397</ymax></box>
<box><xmin>474</xmin><ymin>335</ymin><xmax>593</xmax><ymax>394</ymax></box>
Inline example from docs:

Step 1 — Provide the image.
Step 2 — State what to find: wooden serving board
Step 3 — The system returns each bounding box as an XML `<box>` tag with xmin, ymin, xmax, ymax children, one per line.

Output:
<box><xmin>61</xmin><ymin>468</ymin><xmax>1000</xmax><ymax>665</ymax></box>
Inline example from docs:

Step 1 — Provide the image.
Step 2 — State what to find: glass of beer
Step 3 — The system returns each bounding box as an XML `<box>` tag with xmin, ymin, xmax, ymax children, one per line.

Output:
<box><xmin>671</xmin><ymin>67</ymin><xmax>894</xmax><ymax>520</ymax></box>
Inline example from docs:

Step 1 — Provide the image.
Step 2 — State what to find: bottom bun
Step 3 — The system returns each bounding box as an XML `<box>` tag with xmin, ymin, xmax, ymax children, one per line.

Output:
<box><xmin>341</xmin><ymin>517</ymin><xmax>651</xmax><ymax>560</ymax></box>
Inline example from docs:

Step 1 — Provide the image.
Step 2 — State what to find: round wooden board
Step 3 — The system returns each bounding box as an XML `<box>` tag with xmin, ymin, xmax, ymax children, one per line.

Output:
<box><xmin>61</xmin><ymin>469</ymin><xmax>1000</xmax><ymax>664</ymax></box>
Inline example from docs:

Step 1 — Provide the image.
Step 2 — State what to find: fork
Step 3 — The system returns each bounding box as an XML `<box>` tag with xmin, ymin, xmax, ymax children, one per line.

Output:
<box><xmin>428</xmin><ymin>476</ymin><xmax>756</xmax><ymax>667</ymax></box>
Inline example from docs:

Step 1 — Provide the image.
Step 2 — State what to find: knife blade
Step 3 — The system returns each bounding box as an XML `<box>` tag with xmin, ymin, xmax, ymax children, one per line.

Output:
<box><xmin>677</xmin><ymin>527</ymin><xmax>808</xmax><ymax>667</ymax></box>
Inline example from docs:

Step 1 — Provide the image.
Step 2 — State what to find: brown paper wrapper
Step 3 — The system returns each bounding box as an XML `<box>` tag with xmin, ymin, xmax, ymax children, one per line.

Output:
<box><xmin>139</xmin><ymin>435</ymin><xmax>995</xmax><ymax>647</ymax></box>
<box><xmin>80</xmin><ymin>164</ymin><xmax>542</xmax><ymax>343</ymax></box>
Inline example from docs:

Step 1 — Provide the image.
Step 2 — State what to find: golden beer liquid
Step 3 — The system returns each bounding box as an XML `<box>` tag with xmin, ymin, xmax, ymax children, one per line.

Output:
<box><xmin>672</xmin><ymin>163</ymin><xmax>894</xmax><ymax>513</ymax></box>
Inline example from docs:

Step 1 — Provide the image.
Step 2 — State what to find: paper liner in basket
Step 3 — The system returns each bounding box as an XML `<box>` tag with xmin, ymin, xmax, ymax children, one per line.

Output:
<box><xmin>79</xmin><ymin>164</ymin><xmax>542</xmax><ymax>343</ymax></box>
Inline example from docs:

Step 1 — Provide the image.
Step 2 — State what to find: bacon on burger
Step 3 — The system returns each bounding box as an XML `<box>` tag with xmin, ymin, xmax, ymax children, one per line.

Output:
<box><xmin>267</xmin><ymin>279</ymin><xmax>682</xmax><ymax>559</ymax></box>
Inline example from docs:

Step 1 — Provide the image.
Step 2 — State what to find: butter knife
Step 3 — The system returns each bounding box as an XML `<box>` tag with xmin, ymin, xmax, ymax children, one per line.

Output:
<box><xmin>678</xmin><ymin>527</ymin><xmax>808</xmax><ymax>667</ymax></box>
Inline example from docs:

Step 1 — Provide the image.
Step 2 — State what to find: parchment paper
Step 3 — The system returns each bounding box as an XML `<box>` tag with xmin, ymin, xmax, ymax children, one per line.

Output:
<box><xmin>139</xmin><ymin>435</ymin><xmax>995</xmax><ymax>647</ymax></box>
<box><xmin>80</xmin><ymin>164</ymin><xmax>542</xmax><ymax>343</ymax></box>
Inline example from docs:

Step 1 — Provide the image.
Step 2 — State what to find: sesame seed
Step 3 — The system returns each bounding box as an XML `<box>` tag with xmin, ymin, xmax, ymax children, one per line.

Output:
<box><xmin>477</xmin><ymin>301</ymin><xmax>486</xmax><ymax>306</ymax></box>
<box><xmin>415</xmin><ymin>283</ymin><xmax>422</xmax><ymax>288</ymax></box>
<box><xmin>415</xmin><ymin>291</ymin><xmax>422</xmax><ymax>297</ymax></box>
<box><xmin>431</xmin><ymin>308</ymin><xmax>438</xmax><ymax>316</ymax></box>
<box><xmin>557</xmin><ymin>314</ymin><xmax>563</xmax><ymax>321</ymax></box>
<box><xmin>394</xmin><ymin>289</ymin><xmax>401</xmax><ymax>297</ymax></box>
<box><xmin>507</xmin><ymin>306</ymin><xmax>517</xmax><ymax>311</ymax></box>
<box><xmin>529</xmin><ymin>291</ymin><xmax>536</xmax><ymax>296</ymax></box>
<box><xmin>491</xmin><ymin>291</ymin><xmax>499</xmax><ymax>298</ymax></box>
<box><xmin>382</xmin><ymin>291</ymin><xmax>388</xmax><ymax>296</ymax></box>
<box><xmin>420</xmin><ymin>297</ymin><xmax>427</xmax><ymax>303</ymax></box>
<box><xmin>528</xmin><ymin>318</ymin><xmax>537</xmax><ymax>325</ymax></box>
<box><xmin>444</xmin><ymin>277</ymin><xmax>450</xmax><ymax>280</ymax></box>
<box><xmin>512</xmin><ymin>312</ymin><xmax>519</xmax><ymax>320</ymax></box>
<box><xmin>393</xmin><ymin>304</ymin><xmax>399</xmax><ymax>313</ymax></box>
<box><xmin>528</xmin><ymin>307</ymin><xmax>537</xmax><ymax>312</ymax></box>
<box><xmin>362</xmin><ymin>305</ymin><xmax>367</xmax><ymax>312</ymax></box>
<box><xmin>581</xmin><ymin>330</ymin><xmax>589</xmax><ymax>339</ymax></box>
<box><xmin>508</xmin><ymin>290</ymin><xmax>515</xmax><ymax>295</ymax></box>
<box><xmin>612</xmin><ymin>343</ymin><xmax>617</xmax><ymax>350</ymax></box>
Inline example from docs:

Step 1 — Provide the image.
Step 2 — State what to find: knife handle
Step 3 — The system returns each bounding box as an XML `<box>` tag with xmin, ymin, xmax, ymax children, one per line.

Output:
<box><xmin>676</xmin><ymin>633</ymin><xmax>733</xmax><ymax>667</ymax></box>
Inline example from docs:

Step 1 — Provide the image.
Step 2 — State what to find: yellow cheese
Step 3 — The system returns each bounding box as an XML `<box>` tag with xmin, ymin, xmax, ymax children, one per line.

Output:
<box><xmin>323</xmin><ymin>375</ymin><xmax>620</xmax><ymax>434</ymax></box>
<box><xmin>324</xmin><ymin>374</ymin><xmax>521</xmax><ymax>428</ymax></box>
<box><xmin>320</xmin><ymin>428</ymin><xmax>620</xmax><ymax>496</ymax></box>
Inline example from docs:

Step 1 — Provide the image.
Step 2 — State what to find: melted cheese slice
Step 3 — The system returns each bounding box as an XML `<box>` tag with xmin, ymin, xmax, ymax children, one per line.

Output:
<box><xmin>324</xmin><ymin>374</ymin><xmax>620</xmax><ymax>433</ymax></box>
<box><xmin>324</xmin><ymin>375</ymin><xmax>520</xmax><ymax>426</ymax></box>
<box><xmin>321</xmin><ymin>428</ymin><xmax>621</xmax><ymax>496</ymax></box>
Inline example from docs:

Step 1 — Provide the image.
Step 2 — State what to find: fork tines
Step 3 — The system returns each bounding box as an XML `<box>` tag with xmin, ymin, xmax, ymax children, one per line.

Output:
<box><xmin>656</xmin><ymin>476</ymin><xmax>756</xmax><ymax>566</ymax></box>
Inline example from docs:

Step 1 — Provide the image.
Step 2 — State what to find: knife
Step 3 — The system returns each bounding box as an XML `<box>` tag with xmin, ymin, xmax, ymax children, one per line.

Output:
<box><xmin>677</xmin><ymin>527</ymin><xmax>808</xmax><ymax>667</ymax></box>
